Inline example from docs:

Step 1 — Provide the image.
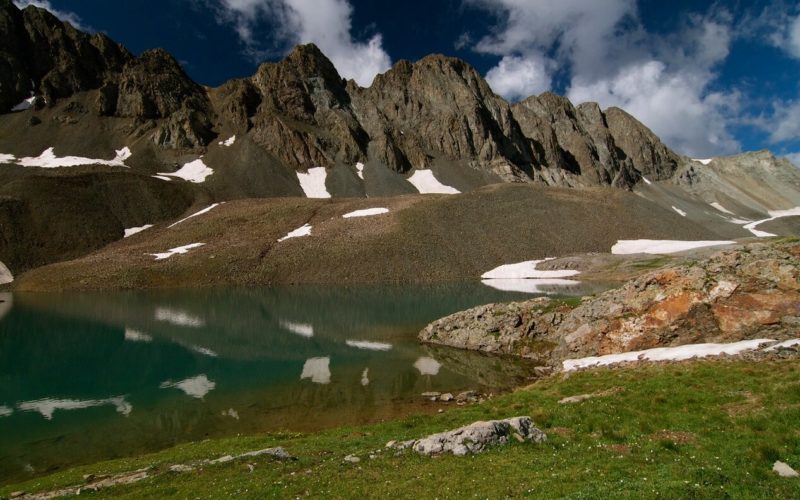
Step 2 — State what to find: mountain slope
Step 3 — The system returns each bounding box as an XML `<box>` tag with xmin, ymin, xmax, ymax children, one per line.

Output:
<box><xmin>13</xmin><ymin>183</ymin><xmax>739</xmax><ymax>292</ymax></box>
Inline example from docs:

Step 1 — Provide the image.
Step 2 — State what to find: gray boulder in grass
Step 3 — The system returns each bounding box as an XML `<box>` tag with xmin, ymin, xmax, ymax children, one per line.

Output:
<box><xmin>402</xmin><ymin>416</ymin><xmax>546</xmax><ymax>457</ymax></box>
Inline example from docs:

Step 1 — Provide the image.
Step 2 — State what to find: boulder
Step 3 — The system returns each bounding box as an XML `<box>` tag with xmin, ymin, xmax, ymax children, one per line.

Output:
<box><xmin>389</xmin><ymin>416</ymin><xmax>546</xmax><ymax>457</ymax></box>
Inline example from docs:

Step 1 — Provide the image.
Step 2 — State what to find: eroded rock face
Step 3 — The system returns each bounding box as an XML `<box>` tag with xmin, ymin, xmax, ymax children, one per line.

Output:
<box><xmin>0</xmin><ymin>3</ymin><xmax>212</xmax><ymax>149</ymax></box>
<box><xmin>353</xmin><ymin>55</ymin><xmax>534</xmax><ymax>179</ymax></box>
<box><xmin>249</xmin><ymin>44</ymin><xmax>367</xmax><ymax>168</ymax></box>
<box><xmin>389</xmin><ymin>416</ymin><xmax>546</xmax><ymax>457</ymax></box>
<box><xmin>511</xmin><ymin>94</ymin><xmax>679</xmax><ymax>188</ymax></box>
<box><xmin>0</xmin><ymin>1</ymin><xmax>131</xmax><ymax>110</ymax></box>
<box><xmin>420</xmin><ymin>241</ymin><xmax>800</xmax><ymax>365</ymax></box>
<box><xmin>114</xmin><ymin>49</ymin><xmax>214</xmax><ymax>148</ymax></box>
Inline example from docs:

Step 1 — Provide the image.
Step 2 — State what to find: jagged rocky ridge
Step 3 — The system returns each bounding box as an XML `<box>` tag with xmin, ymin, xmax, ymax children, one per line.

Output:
<box><xmin>0</xmin><ymin>0</ymin><xmax>682</xmax><ymax>188</ymax></box>
<box><xmin>0</xmin><ymin>0</ymin><xmax>212</xmax><ymax>149</ymax></box>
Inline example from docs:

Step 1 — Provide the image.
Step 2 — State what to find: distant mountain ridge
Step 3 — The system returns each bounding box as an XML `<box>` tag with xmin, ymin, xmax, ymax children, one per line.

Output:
<box><xmin>0</xmin><ymin>0</ymin><xmax>681</xmax><ymax>190</ymax></box>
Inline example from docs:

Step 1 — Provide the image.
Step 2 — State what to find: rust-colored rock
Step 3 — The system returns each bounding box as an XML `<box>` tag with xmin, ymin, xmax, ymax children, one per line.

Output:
<box><xmin>420</xmin><ymin>241</ymin><xmax>800</xmax><ymax>365</ymax></box>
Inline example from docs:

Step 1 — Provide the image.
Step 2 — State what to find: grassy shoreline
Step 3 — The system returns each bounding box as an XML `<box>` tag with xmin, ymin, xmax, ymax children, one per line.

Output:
<box><xmin>4</xmin><ymin>358</ymin><xmax>800</xmax><ymax>498</ymax></box>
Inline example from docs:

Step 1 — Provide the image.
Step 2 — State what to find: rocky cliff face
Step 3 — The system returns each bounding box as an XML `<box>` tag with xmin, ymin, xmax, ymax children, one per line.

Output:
<box><xmin>247</xmin><ymin>44</ymin><xmax>366</xmax><ymax>168</ymax></box>
<box><xmin>419</xmin><ymin>240</ymin><xmax>800</xmax><ymax>365</ymax></box>
<box><xmin>0</xmin><ymin>1</ymin><xmax>213</xmax><ymax>149</ymax></box>
<box><xmin>352</xmin><ymin>54</ymin><xmax>534</xmax><ymax>180</ymax></box>
<box><xmin>511</xmin><ymin>94</ymin><xmax>681</xmax><ymax>188</ymax></box>
<box><xmin>0</xmin><ymin>0</ymin><xmax>130</xmax><ymax>111</ymax></box>
<box><xmin>0</xmin><ymin>1</ymin><xmax>686</xmax><ymax>188</ymax></box>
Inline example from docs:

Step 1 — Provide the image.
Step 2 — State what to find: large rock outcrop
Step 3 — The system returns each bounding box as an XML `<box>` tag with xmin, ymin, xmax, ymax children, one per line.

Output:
<box><xmin>420</xmin><ymin>240</ymin><xmax>800</xmax><ymax>365</ymax></box>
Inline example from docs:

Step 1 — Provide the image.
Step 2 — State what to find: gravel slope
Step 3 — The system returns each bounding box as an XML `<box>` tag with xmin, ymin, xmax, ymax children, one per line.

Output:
<box><xmin>14</xmin><ymin>184</ymin><xmax>746</xmax><ymax>291</ymax></box>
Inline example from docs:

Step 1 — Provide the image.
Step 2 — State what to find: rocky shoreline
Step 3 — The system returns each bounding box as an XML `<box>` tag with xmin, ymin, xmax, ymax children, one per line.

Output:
<box><xmin>419</xmin><ymin>239</ymin><xmax>800</xmax><ymax>368</ymax></box>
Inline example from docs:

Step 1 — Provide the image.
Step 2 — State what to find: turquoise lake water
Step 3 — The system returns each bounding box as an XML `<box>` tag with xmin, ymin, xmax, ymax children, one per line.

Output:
<box><xmin>0</xmin><ymin>281</ymin><xmax>608</xmax><ymax>483</ymax></box>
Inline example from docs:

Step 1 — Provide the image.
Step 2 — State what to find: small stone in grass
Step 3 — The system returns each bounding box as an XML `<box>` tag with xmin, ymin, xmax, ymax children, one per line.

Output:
<box><xmin>344</xmin><ymin>454</ymin><xmax>360</xmax><ymax>463</ymax></box>
<box><xmin>169</xmin><ymin>464</ymin><xmax>194</xmax><ymax>473</ymax></box>
<box><xmin>773</xmin><ymin>461</ymin><xmax>799</xmax><ymax>477</ymax></box>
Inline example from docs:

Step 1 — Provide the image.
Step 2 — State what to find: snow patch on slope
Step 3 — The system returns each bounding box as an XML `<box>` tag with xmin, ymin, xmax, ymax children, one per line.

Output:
<box><xmin>11</xmin><ymin>96</ymin><xmax>36</xmax><ymax>112</ymax></box>
<box><xmin>742</xmin><ymin>206</ymin><xmax>800</xmax><ymax>238</ymax></box>
<box><xmin>612</xmin><ymin>240</ymin><xmax>735</xmax><ymax>255</ymax></box>
<box><xmin>407</xmin><ymin>170</ymin><xmax>460</xmax><ymax>194</ymax></box>
<box><xmin>671</xmin><ymin>206</ymin><xmax>687</xmax><ymax>217</ymax></box>
<box><xmin>148</xmin><ymin>243</ymin><xmax>205</xmax><ymax>260</ymax></box>
<box><xmin>355</xmin><ymin>162</ymin><xmax>365</xmax><ymax>180</ymax></box>
<box><xmin>693</xmin><ymin>158</ymin><xmax>713</xmax><ymax>165</ymax></box>
<box><xmin>124</xmin><ymin>225</ymin><xmax>153</xmax><ymax>238</ymax></box>
<box><xmin>342</xmin><ymin>208</ymin><xmax>389</xmax><ymax>218</ymax></box>
<box><xmin>563</xmin><ymin>339</ymin><xmax>775</xmax><ymax>371</ymax></box>
<box><xmin>482</xmin><ymin>259</ymin><xmax>580</xmax><ymax>279</ymax></box>
<box><xmin>482</xmin><ymin>259</ymin><xmax>581</xmax><ymax>294</ymax></box>
<box><xmin>710</xmin><ymin>202</ymin><xmax>735</xmax><ymax>215</ymax></box>
<box><xmin>297</xmin><ymin>167</ymin><xmax>331</xmax><ymax>198</ymax></box>
<box><xmin>14</xmin><ymin>147</ymin><xmax>131</xmax><ymax>168</ymax></box>
<box><xmin>278</xmin><ymin>224</ymin><xmax>312</xmax><ymax>242</ymax></box>
<box><xmin>764</xmin><ymin>339</ymin><xmax>800</xmax><ymax>351</ymax></box>
<box><xmin>168</xmin><ymin>204</ymin><xmax>221</xmax><ymax>228</ymax></box>
<box><xmin>158</xmin><ymin>158</ymin><xmax>214</xmax><ymax>183</ymax></box>
<box><xmin>218</xmin><ymin>135</ymin><xmax>236</xmax><ymax>147</ymax></box>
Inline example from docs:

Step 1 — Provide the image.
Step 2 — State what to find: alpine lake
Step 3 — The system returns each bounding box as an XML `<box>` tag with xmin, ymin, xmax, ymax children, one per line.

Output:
<box><xmin>0</xmin><ymin>280</ymin><xmax>610</xmax><ymax>484</ymax></box>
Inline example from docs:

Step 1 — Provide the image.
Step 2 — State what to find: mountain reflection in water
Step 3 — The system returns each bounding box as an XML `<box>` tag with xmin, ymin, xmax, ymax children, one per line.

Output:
<box><xmin>0</xmin><ymin>281</ymin><xmax>610</xmax><ymax>484</ymax></box>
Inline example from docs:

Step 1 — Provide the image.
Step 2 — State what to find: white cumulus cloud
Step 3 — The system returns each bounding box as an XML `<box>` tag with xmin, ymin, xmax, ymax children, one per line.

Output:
<box><xmin>769</xmin><ymin>100</ymin><xmax>800</xmax><ymax>144</ymax></box>
<box><xmin>568</xmin><ymin>59</ymin><xmax>740</xmax><ymax>158</ymax></box>
<box><xmin>787</xmin><ymin>15</ymin><xmax>800</xmax><ymax>58</ymax></box>
<box><xmin>484</xmin><ymin>54</ymin><xmax>551</xmax><ymax>101</ymax></box>
<box><xmin>13</xmin><ymin>0</ymin><xmax>88</xmax><ymax>31</ymax></box>
<box><xmin>211</xmin><ymin>0</ymin><xmax>391</xmax><ymax>86</ymax></box>
<box><xmin>467</xmin><ymin>0</ymin><xmax>741</xmax><ymax>157</ymax></box>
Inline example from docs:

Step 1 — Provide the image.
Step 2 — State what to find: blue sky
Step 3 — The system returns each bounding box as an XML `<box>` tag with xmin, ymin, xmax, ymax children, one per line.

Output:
<box><xmin>14</xmin><ymin>0</ymin><xmax>800</xmax><ymax>163</ymax></box>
